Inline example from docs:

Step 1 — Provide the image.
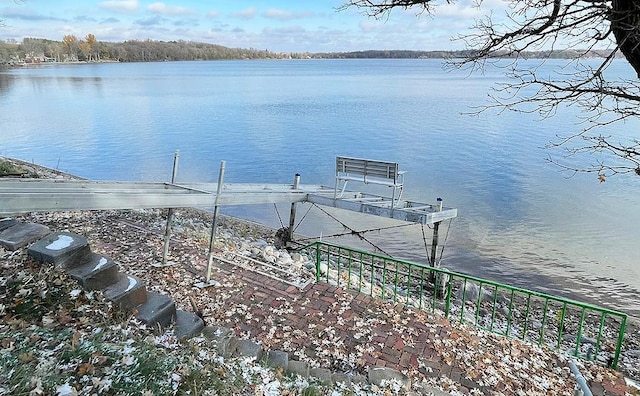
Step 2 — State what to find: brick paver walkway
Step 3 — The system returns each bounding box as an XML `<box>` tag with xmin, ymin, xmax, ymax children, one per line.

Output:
<box><xmin>204</xmin><ymin>258</ymin><xmax>631</xmax><ymax>396</ymax></box>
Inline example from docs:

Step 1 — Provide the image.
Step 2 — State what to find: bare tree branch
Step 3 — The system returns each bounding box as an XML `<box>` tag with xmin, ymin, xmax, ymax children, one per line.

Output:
<box><xmin>342</xmin><ymin>0</ymin><xmax>640</xmax><ymax>179</ymax></box>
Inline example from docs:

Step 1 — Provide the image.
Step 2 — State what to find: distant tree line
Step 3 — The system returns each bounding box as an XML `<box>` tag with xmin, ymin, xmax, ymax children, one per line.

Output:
<box><xmin>0</xmin><ymin>35</ymin><xmax>291</xmax><ymax>65</ymax></box>
<box><xmin>311</xmin><ymin>49</ymin><xmax>619</xmax><ymax>60</ymax></box>
<box><xmin>0</xmin><ymin>35</ymin><xmax>618</xmax><ymax>66</ymax></box>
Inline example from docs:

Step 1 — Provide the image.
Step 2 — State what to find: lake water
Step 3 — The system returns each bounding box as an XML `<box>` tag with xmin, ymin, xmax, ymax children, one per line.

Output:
<box><xmin>1</xmin><ymin>59</ymin><xmax>639</xmax><ymax>316</ymax></box>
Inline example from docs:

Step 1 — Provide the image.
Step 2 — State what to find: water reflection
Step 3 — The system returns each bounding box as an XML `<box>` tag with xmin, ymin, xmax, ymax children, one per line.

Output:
<box><xmin>0</xmin><ymin>72</ymin><xmax>15</xmax><ymax>98</ymax></box>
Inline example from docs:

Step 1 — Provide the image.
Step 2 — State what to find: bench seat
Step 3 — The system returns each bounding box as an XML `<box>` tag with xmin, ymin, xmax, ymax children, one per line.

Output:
<box><xmin>334</xmin><ymin>156</ymin><xmax>405</xmax><ymax>208</ymax></box>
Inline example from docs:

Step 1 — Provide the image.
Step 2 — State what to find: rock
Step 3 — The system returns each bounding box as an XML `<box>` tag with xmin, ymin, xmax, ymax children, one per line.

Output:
<box><xmin>234</xmin><ymin>339</ymin><xmax>263</xmax><ymax>360</ymax></box>
<box><xmin>368</xmin><ymin>367</ymin><xmax>411</xmax><ymax>391</ymax></box>
<box><xmin>331</xmin><ymin>373</ymin><xmax>354</xmax><ymax>386</ymax></box>
<box><xmin>202</xmin><ymin>326</ymin><xmax>237</xmax><ymax>357</ymax></box>
<box><xmin>174</xmin><ymin>310</ymin><xmax>205</xmax><ymax>340</ymax></box>
<box><xmin>626</xmin><ymin>349</ymin><xmax>640</xmax><ymax>358</ymax></box>
<box><xmin>265</xmin><ymin>350</ymin><xmax>289</xmax><ymax>370</ymax></box>
<box><xmin>287</xmin><ymin>360</ymin><xmax>309</xmax><ymax>377</ymax></box>
<box><xmin>309</xmin><ymin>367</ymin><xmax>334</xmax><ymax>384</ymax></box>
<box><xmin>276</xmin><ymin>255</ymin><xmax>293</xmax><ymax>266</ymax></box>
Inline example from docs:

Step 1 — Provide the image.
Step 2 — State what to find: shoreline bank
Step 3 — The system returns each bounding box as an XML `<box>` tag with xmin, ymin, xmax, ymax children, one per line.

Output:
<box><xmin>1</xmin><ymin>156</ymin><xmax>639</xmax><ymax>392</ymax></box>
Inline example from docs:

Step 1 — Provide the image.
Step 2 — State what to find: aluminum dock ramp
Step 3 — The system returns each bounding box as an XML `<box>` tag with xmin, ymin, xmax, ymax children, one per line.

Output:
<box><xmin>0</xmin><ymin>179</ymin><xmax>456</xmax><ymax>225</ymax></box>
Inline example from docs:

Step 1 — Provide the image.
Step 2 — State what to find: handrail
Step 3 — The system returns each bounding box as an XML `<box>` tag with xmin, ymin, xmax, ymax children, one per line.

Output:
<box><xmin>299</xmin><ymin>241</ymin><xmax>627</xmax><ymax>369</ymax></box>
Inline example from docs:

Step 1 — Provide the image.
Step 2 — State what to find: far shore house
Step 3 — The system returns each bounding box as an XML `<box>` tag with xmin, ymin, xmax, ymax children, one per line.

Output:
<box><xmin>24</xmin><ymin>54</ymin><xmax>56</xmax><ymax>63</ymax></box>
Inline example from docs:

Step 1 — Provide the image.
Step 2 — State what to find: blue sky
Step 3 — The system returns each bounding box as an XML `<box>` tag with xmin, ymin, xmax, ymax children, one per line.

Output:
<box><xmin>0</xmin><ymin>0</ymin><xmax>493</xmax><ymax>52</ymax></box>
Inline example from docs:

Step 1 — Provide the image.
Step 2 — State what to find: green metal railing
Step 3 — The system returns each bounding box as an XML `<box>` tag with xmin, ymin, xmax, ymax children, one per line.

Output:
<box><xmin>300</xmin><ymin>241</ymin><xmax>627</xmax><ymax>369</ymax></box>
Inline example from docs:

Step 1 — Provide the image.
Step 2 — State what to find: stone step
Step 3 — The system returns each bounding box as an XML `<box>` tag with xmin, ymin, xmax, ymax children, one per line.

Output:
<box><xmin>135</xmin><ymin>292</ymin><xmax>176</xmax><ymax>328</ymax></box>
<box><xmin>103</xmin><ymin>273</ymin><xmax>147</xmax><ymax>309</ymax></box>
<box><xmin>66</xmin><ymin>252</ymin><xmax>120</xmax><ymax>290</ymax></box>
<box><xmin>0</xmin><ymin>218</ymin><xmax>18</xmax><ymax>232</ymax></box>
<box><xmin>174</xmin><ymin>310</ymin><xmax>204</xmax><ymax>340</ymax></box>
<box><xmin>1</xmin><ymin>222</ymin><xmax>51</xmax><ymax>251</ymax></box>
<box><xmin>27</xmin><ymin>231</ymin><xmax>90</xmax><ymax>267</ymax></box>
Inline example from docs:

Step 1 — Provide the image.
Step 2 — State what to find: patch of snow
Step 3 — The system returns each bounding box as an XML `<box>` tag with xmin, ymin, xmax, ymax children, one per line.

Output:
<box><xmin>56</xmin><ymin>382</ymin><xmax>78</xmax><ymax>396</ymax></box>
<box><xmin>46</xmin><ymin>235</ymin><xmax>74</xmax><ymax>250</ymax></box>
<box><xmin>125</xmin><ymin>276</ymin><xmax>137</xmax><ymax>292</ymax></box>
<box><xmin>94</xmin><ymin>257</ymin><xmax>108</xmax><ymax>271</ymax></box>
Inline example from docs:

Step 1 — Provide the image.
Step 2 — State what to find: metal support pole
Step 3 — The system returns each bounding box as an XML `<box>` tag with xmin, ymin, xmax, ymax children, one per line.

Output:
<box><xmin>430</xmin><ymin>222</ymin><xmax>440</xmax><ymax>267</ymax></box>
<box><xmin>287</xmin><ymin>173</ymin><xmax>300</xmax><ymax>246</ymax></box>
<box><xmin>158</xmin><ymin>150</ymin><xmax>179</xmax><ymax>267</ymax></box>
<box><xmin>429</xmin><ymin>197</ymin><xmax>443</xmax><ymax>268</ymax></box>
<box><xmin>206</xmin><ymin>160</ymin><xmax>226</xmax><ymax>282</ymax></box>
<box><xmin>429</xmin><ymin>198</ymin><xmax>443</xmax><ymax>283</ymax></box>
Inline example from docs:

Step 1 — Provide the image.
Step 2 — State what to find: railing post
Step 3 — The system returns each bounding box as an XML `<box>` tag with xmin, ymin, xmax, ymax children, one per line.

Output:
<box><xmin>612</xmin><ymin>315</ymin><xmax>627</xmax><ymax>369</ymax></box>
<box><xmin>315</xmin><ymin>242</ymin><xmax>321</xmax><ymax>282</ymax></box>
<box><xmin>444</xmin><ymin>275</ymin><xmax>453</xmax><ymax>317</ymax></box>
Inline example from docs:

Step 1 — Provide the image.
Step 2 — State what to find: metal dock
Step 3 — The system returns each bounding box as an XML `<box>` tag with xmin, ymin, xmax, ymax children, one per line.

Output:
<box><xmin>0</xmin><ymin>178</ymin><xmax>456</xmax><ymax>225</ymax></box>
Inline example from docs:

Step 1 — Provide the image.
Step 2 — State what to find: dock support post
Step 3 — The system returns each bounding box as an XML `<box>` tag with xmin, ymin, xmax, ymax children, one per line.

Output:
<box><xmin>206</xmin><ymin>160</ymin><xmax>226</xmax><ymax>283</ymax></box>
<box><xmin>158</xmin><ymin>150</ymin><xmax>179</xmax><ymax>267</ymax></box>
<box><xmin>287</xmin><ymin>173</ymin><xmax>301</xmax><ymax>246</ymax></box>
<box><xmin>429</xmin><ymin>197</ymin><xmax>443</xmax><ymax>282</ymax></box>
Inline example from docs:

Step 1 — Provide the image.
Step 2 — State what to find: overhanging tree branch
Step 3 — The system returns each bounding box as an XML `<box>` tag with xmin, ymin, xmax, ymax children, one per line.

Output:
<box><xmin>343</xmin><ymin>0</ymin><xmax>640</xmax><ymax>179</ymax></box>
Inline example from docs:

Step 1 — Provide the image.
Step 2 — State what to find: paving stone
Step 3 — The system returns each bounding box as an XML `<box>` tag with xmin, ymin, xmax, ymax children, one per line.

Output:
<box><xmin>174</xmin><ymin>310</ymin><xmax>205</xmax><ymax>339</ymax></box>
<box><xmin>202</xmin><ymin>326</ymin><xmax>237</xmax><ymax>357</ymax></box>
<box><xmin>66</xmin><ymin>252</ymin><xmax>119</xmax><ymax>290</ymax></box>
<box><xmin>0</xmin><ymin>218</ymin><xmax>18</xmax><ymax>232</ymax></box>
<box><xmin>103</xmin><ymin>273</ymin><xmax>147</xmax><ymax>309</ymax></box>
<box><xmin>287</xmin><ymin>360</ymin><xmax>309</xmax><ymax>377</ymax></box>
<box><xmin>135</xmin><ymin>292</ymin><xmax>176</xmax><ymax>328</ymax></box>
<box><xmin>27</xmin><ymin>231</ymin><xmax>90</xmax><ymax>266</ymax></box>
<box><xmin>265</xmin><ymin>350</ymin><xmax>289</xmax><ymax>370</ymax></box>
<box><xmin>1</xmin><ymin>222</ymin><xmax>50</xmax><ymax>251</ymax></box>
<box><xmin>234</xmin><ymin>339</ymin><xmax>263</xmax><ymax>360</ymax></box>
<box><xmin>309</xmin><ymin>368</ymin><xmax>334</xmax><ymax>384</ymax></box>
<box><xmin>368</xmin><ymin>367</ymin><xmax>411</xmax><ymax>391</ymax></box>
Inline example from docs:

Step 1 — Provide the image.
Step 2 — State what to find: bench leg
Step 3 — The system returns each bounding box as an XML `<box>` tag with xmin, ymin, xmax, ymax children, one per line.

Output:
<box><xmin>392</xmin><ymin>185</ymin><xmax>404</xmax><ymax>209</ymax></box>
<box><xmin>334</xmin><ymin>178</ymin><xmax>348</xmax><ymax>199</ymax></box>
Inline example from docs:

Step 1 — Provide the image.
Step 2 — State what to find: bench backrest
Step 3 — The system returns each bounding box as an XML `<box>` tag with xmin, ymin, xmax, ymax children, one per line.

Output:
<box><xmin>336</xmin><ymin>156</ymin><xmax>399</xmax><ymax>183</ymax></box>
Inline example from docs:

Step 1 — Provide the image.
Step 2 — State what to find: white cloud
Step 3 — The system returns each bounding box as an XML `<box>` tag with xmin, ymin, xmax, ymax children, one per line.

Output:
<box><xmin>232</xmin><ymin>7</ymin><xmax>257</xmax><ymax>19</ymax></box>
<box><xmin>99</xmin><ymin>0</ymin><xmax>139</xmax><ymax>13</ymax></box>
<box><xmin>206</xmin><ymin>11</ymin><xmax>220</xmax><ymax>18</ymax></box>
<box><xmin>263</xmin><ymin>9</ymin><xmax>314</xmax><ymax>21</ymax></box>
<box><xmin>147</xmin><ymin>2</ymin><xmax>192</xmax><ymax>16</ymax></box>
<box><xmin>359</xmin><ymin>20</ymin><xmax>384</xmax><ymax>32</ymax></box>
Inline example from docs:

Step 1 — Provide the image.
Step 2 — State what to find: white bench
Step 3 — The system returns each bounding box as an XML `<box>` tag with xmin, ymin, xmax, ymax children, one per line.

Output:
<box><xmin>334</xmin><ymin>156</ymin><xmax>405</xmax><ymax>208</ymax></box>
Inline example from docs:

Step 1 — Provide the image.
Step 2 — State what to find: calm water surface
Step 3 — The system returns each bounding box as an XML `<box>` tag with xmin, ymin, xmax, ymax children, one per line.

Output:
<box><xmin>1</xmin><ymin>59</ymin><xmax>639</xmax><ymax>315</ymax></box>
